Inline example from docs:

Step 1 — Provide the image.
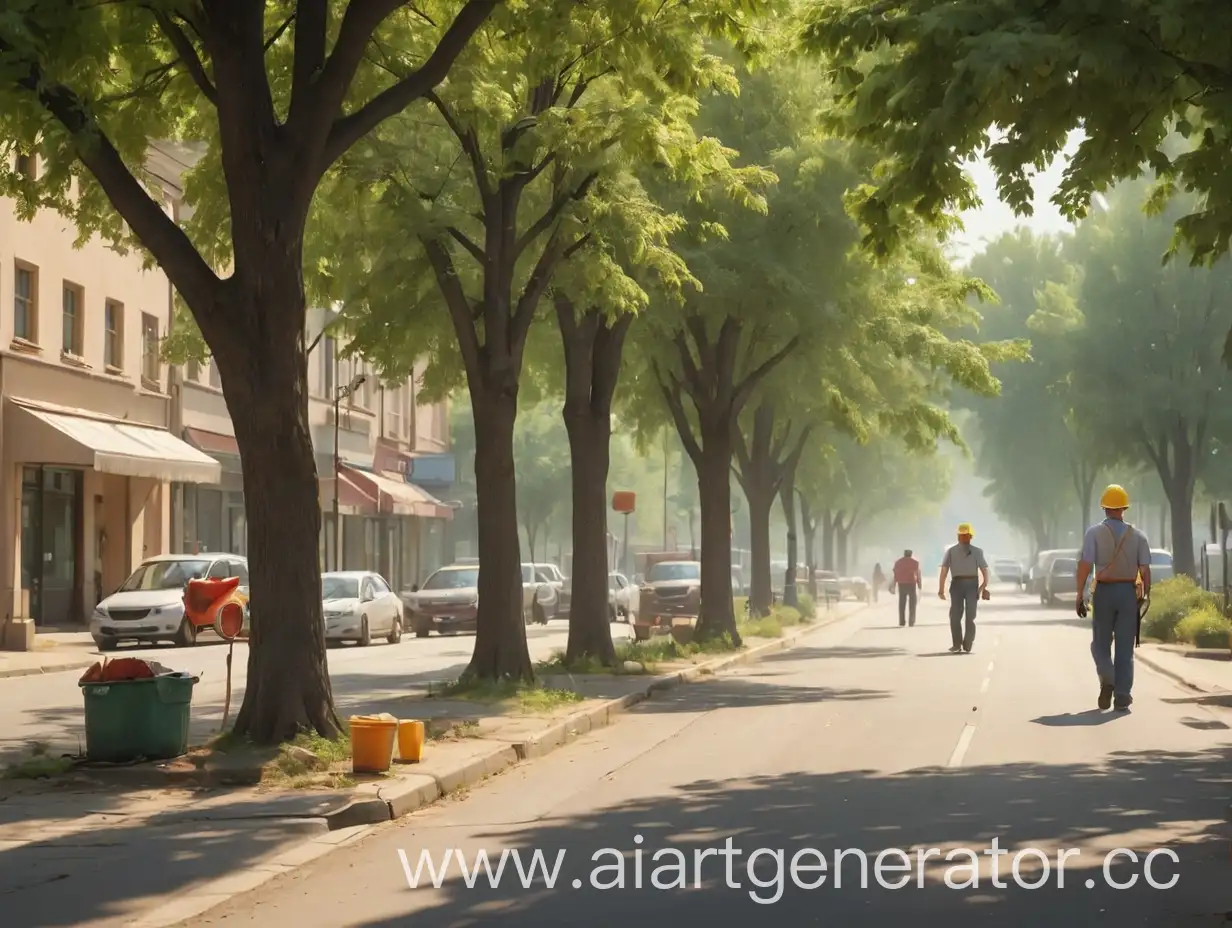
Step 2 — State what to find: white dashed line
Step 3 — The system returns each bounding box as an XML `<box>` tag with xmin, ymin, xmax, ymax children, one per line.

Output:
<box><xmin>986</xmin><ymin>662</ymin><xmax>995</xmax><ymax>673</ymax></box>
<box><xmin>979</xmin><ymin>677</ymin><xmax>990</xmax><ymax>693</ymax></box>
<box><xmin>948</xmin><ymin>724</ymin><xmax>977</xmax><ymax>767</ymax></box>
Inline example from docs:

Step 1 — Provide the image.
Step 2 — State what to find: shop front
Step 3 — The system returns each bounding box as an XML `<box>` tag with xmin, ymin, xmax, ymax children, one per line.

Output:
<box><xmin>4</xmin><ymin>397</ymin><xmax>222</xmax><ymax>625</ymax></box>
<box><xmin>181</xmin><ymin>428</ymin><xmax>248</xmax><ymax>555</ymax></box>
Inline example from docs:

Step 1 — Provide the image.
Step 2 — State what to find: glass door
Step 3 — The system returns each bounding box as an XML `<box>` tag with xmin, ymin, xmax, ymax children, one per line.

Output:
<box><xmin>40</xmin><ymin>468</ymin><xmax>82</xmax><ymax>624</ymax></box>
<box><xmin>20</xmin><ymin>468</ymin><xmax>41</xmax><ymax>621</ymax></box>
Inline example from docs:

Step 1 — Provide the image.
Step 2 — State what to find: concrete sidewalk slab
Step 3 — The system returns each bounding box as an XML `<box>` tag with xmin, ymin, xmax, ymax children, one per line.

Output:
<box><xmin>0</xmin><ymin>632</ymin><xmax>100</xmax><ymax>679</ymax></box>
<box><xmin>1136</xmin><ymin>643</ymin><xmax>1232</xmax><ymax>694</ymax></box>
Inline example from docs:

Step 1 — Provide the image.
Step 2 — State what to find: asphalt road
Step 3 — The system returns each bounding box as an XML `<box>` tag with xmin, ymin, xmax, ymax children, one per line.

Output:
<box><xmin>191</xmin><ymin>584</ymin><xmax>1232</xmax><ymax>927</ymax></box>
<box><xmin>0</xmin><ymin>619</ymin><xmax>628</xmax><ymax>764</ymax></box>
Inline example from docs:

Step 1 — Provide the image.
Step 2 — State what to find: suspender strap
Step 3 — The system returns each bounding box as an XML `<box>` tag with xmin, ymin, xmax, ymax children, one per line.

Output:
<box><xmin>1096</xmin><ymin>524</ymin><xmax>1133</xmax><ymax>583</ymax></box>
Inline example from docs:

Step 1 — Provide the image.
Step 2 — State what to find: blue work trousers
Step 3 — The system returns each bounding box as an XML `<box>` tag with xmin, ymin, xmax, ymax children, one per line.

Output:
<box><xmin>1091</xmin><ymin>582</ymin><xmax>1137</xmax><ymax>699</ymax></box>
<box><xmin>949</xmin><ymin>577</ymin><xmax>979</xmax><ymax>649</ymax></box>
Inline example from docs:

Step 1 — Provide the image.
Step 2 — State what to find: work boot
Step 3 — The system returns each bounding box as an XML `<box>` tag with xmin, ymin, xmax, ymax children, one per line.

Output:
<box><xmin>949</xmin><ymin>645</ymin><xmax>962</xmax><ymax>653</ymax></box>
<box><xmin>1098</xmin><ymin>683</ymin><xmax>1113</xmax><ymax>710</ymax></box>
<box><xmin>1113</xmin><ymin>694</ymin><xmax>1132</xmax><ymax>711</ymax></box>
<box><xmin>962</xmin><ymin>644</ymin><xmax>972</xmax><ymax>653</ymax></box>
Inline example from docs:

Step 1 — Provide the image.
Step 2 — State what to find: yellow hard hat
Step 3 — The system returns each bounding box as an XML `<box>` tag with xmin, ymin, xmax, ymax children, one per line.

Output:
<box><xmin>957</xmin><ymin>522</ymin><xmax>974</xmax><ymax>536</ymax></box>
<box><xmin>1100</xmin><ymin>484</ymin><xmax>1130</xmax><ymax>509</ymax></box>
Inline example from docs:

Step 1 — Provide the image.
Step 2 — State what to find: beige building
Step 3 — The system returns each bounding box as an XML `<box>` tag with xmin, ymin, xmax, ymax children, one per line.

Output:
<box><xmin>0</xmin><ymin>151</ymin><xmax>221</xmax><ymax>631</ymax></box>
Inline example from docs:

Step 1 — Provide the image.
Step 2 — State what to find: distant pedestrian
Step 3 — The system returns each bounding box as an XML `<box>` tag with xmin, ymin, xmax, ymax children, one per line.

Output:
<box><xmin>1076</xmin><ymin>484</ymin><xmax>1151</xmax><ymax>712</ymax></box>
<box><xmin>872</xmin><ymin>563</ymin><xmax>885</xmax><ymax>602</ymax></box>
<box><xmin>938</xmin><ymin>523</ymin><xmax>989</xmax><ymax>653</ymax></box>
<box><xmin>892</xmin><ymin>549</ymin><xmax>922</xmax><ymax>626</ymax></box>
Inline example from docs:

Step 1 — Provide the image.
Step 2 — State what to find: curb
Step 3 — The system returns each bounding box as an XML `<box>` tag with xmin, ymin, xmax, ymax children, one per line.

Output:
<box><xmin>130</xmin><ymin>601</ymin><xmax>869</xmax><ymax>927</ymax></box>
<box><xmin>1135</xmin><ymin>648</ymin><xmax>1223</xmax><ymax>695</ymax></box>
<box><xmin>0</xmin><ymin>659</ymin><xmax>97</xmax><ymax>680</ymax></box>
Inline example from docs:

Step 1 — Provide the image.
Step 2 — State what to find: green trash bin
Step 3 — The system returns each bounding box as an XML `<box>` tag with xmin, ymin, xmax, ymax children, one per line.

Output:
<box><xmin>79</xmin><ymin>672</ymin><xmax>197</xmax><ymax>763</ymax></box>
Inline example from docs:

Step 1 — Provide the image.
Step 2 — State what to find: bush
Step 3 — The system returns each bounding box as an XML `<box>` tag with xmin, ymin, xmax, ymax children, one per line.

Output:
<box><xmin>1175</xmin><ymin>605</ymin><xmax>1232</xmax><ymax>649</ymax></box>
<box><xmin>797</xmin><ymin>593</ymin><xmax>816</xmax><ymax>620</ymax></box>
<box><xmin>1141</xmin><ymin>575</ymin><xmax>1220</xmax><ymax>642</ymax></box>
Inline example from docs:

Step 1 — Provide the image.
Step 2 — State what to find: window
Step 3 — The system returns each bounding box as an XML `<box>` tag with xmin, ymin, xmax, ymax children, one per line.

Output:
<box><xmin>13</xmin><ymin>263</ymin><xmax>36</xmax><ymax>342</ymax></box>
<box><xmin>371</xmin><ymin>575</ymin><xmax>390</xmax><ymax>595</ymax></box>
<box><xmin>232</xmin><ymin>561</ymin><xmax>249</xmax><ymax>585</ymax></box>
<box><xmin>14</xmin><ymin>152</ymin><xmax>33</xmax><ymax>179</ymax></box>
<box><xmin>103</xmin><ymin>300</ymin><xmax>123</xmax><ymax>369</ymax></box>
<box><xmin>62</xmin><ymin>282</ymin><xmax>84</xmax><ymax>355</ymax></box>
<box><xmin>209</xmin><ymin>361</ymin><xmax>221</xmax><ymax>388</ymax></box>
<box><xmin>322</xmin><ymin>336</ymin><xmax>335</xmax><ymax>396</ymax></box>
<box><xmin>141</xmin><ymin>313</ymin><xmax>160</xmax><ymax>384</ymax></box>
<box><xmin>207</xmin><ymin>560</ymin><xmax>230</xmax><ymax>579</ymax></box>
<box><xmin>186</xmin><ymin>359</ymin><xmax>200</xmax><ymax>381</ymax></box>
<box><xmin>385</xmin><ymin>385</ymin><xmax>402</xmax><ymax>438</ymax></box>
<box><xmin>359</xmin><ymin>362</ymin><xmax>371</xmax><ymax>408</ymax></box>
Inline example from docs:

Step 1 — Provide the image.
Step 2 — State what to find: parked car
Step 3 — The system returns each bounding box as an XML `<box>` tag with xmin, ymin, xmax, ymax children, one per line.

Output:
<box><xmin>403</xmin><ymin>564</ymin><xmax>479</xmax><ymax>637</ymax></box>
<box><xmin>608</xmin><ymin>572</ymin><xmax>638</xmax><ymax>622</ymax></box>
<box><xmin>1043</xmin><ymin>557</ymin><xmax>1080</xmax><ymax>606</ymax></box>
<box><xmin>90</xmin><ymin>553</ymin><xmax>249</xmax><ymax>650</ymax></box>
<box><xmin>815</xmin><ymin>570</ymin><xmax>842</xmax><ymax>604</ymax></box>
<box><xmin>322</xmin><ymin>571</ymin><xmax>403</xmax><ymax>646</ymax></box>
<box><xmin>1031</xmin><ymin>549</ymin><xmax>1079</xmax><ymax>599</ymax></box>
<box><xmin>1150</xmin><ymin>548</ymin><xmax>1173</xmax><ymax>582</ymax></box>
<box><xmin>839</xmin><ymin>576</ymin><xmax>871</xmax><ymax>602</ymax></box>
<box><xmin>521</xmin><ymin>562</ymin><xmax>561</xmax><ymax>624</ymax></box>
<box><xmin>533</xmin><ymin>562</ymin><xmax>571</xmax><ymax>618</ymax></box>
<box><xmin>993</xmin><ymin>557</ymin><xmax>1025</xmax><ymax>586</ymax></box>
<box><xmin>636</xmin><ymin>558</ymin><xmax>701</xmax><ymax>641</ymax></box>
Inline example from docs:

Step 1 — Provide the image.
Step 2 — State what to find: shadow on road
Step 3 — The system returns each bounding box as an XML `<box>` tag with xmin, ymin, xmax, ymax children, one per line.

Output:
<box><xmin>1030</xmin><ymin>710</ymin><xmax>1124</xmax><ymax>727</ymax></box>
<box><xmin>760</xmin><ymin>646</ymin><xmax>906</xmax><ymax>662</ymax></box>
<box><xmin>347</xmin><ymin>747</ymin><xmax>1232</xmax><ymax>926</ymax></box>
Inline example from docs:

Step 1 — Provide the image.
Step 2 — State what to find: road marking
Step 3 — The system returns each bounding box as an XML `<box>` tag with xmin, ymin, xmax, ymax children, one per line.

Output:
<box><xmin>979</xmin><ymin>677</ymin><xmax>990</xmax><ymax>693</ymax></box>
<box><xmin>948</xmin><ymin>724</ymin><xmax>977</xmax><ymax>767</ymax></box>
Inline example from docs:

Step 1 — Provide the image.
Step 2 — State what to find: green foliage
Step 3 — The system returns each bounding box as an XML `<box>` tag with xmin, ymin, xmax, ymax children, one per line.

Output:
<box><xmin>1175</xmin><ymin>606</ymin><xmax>1232</xmax><ymax>649</ymax></box>
<box><xmin>513</xmin><ymin>402</ymin><xmax>572</xmax><ymax>557</ymax></box>
<box><xmin>1142</xmin><ymin>575</ymin><xmax>1220</xmax><ymax>643</ymax></box>
<box><xmin>798</xmin><ymin>0</ymin><xmax>1232</xmax><ymax>282</ymax></box>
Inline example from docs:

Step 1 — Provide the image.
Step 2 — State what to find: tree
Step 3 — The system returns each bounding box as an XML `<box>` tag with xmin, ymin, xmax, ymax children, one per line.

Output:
<box><xmin>325</xmin><ymin>0</ymin><xmax>774</xmax><ymax>680</ymax></box>
<box><xmin>1065</xmin><ymin>182</ymin><xmax>1232</xmax><ymax>576</ymax></box>
<box><xmin>0</xmin><ymin>2</ymin><xmax>503</xmax><ymax>742</ymax></box>
<box><xmin>799</xmin><ymin>0</ymin><xmax>1232</xmax><ymax>356</ymax></box>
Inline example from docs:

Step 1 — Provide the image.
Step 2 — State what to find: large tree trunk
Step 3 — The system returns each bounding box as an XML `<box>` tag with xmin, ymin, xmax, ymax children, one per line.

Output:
<box><xmin>779</xmin><ymin>485</ymin><xmax>799</xmax><ymax>609</ymax></box>
<box><xmin>1163</xmin><ymin>434</ymin><xmax>1198</xmax><ymax>578</ymax></box>
<box><xmin>226</xmin><ymin>285</ymin><xmax>338</xmax><ymax>743</ymax></box>
<box><xmin>466</xmin><ymin>390</ymin><xmax>534</xmax><ymax>681</ymax></box>
<box><xmin>800</xmin><ymin>493</ymin><xmax>818</xmax><ymax>599</ymax></box>
<box><xmin>745</xmin><ymin>485</ymin><xmax>775</xmax><ymax>615</ymax></box>
<box><xmin>821</xmin><ymin>509</ymin><xmax>836</xmax><ymax>570</ymax></box>
<box><xmin>836</xmin><ymin>523</ymin><xmax>851</xmax><ymax>574</ymax></box>
<box><xmin>695</xmin><ymin>428</ymin><xmax>739</xmax><ymax>644</ymax></box>
<box><xmin>558</xmin><ymin>300</ymin><xmax>629</xmax><ymax>667</ymax></box>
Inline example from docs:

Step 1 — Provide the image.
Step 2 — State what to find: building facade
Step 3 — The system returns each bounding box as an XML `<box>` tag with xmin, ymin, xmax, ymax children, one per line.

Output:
<box><xmin>0</xmin><ymin>151</ymin><xmax>221</xmax><ymax>628</ymax></box>
<box><xmin>175</xmin><ymin>306</ymin><xmax>457</xmax><ymax>592</ymax></box>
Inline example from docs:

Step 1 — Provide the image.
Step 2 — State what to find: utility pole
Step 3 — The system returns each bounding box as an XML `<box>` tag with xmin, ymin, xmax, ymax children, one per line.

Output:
<box><xmin>333</xmin><ymin>368</ymin><xmax>367</xmax><ymax>571</ymax></box>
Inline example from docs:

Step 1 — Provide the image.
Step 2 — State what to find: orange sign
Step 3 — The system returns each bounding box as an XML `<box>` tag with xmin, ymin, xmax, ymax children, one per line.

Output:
<box><xmin>612</xmin><ymin>491</ymin><xmax>635</xmax><ymax>513</ymax></box>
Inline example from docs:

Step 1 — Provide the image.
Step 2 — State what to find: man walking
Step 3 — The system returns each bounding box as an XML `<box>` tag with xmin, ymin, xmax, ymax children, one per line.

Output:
<box><xmin>938</xmin><ymin>523</ymin><xmax>989</xmax><ymax>653</ymax></box>
<box><xmin>1076</xmin><ymin>484</ymin><xmax>1151</xmax><ymax>711</ymax></box>
<box><xmin>892</xmin><ymin>549</ymin><xmax>921</xmax><ymax>626</ymax></box>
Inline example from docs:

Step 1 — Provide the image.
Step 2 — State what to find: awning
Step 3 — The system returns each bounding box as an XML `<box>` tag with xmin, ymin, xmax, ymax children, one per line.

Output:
<box><xmin>184</xmin><ymin>427</ymin><xmax>240</xmax><ymax>458</ymax></box>
<box><xmin>341</xmin><ymin>465</ymin><xmax>453</xmax><ymax>520</ymax></box>
<box><xmin>7</xmin><ymin>398</ymin><xmax>222</xmax><ymax>484</ymax></box>
<box><xmin>319</xmin><ymin>467</ymin><xmax>378</xmax><ymax>516</ymax></box>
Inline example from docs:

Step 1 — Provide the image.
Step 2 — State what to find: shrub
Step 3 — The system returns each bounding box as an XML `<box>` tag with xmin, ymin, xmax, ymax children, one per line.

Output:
<box><xmin>797</xmin><ymin>593</ymin><xmax>816</xmax><ymax>620</ymax></box>
<box><xmin>1141</xmin><ymin>575</ymin><xmax>1219</xmax><ymax>642</ymax></box>
<box><xmin>1175</xmin><ymin>605</ymin><xmax>1232</xmax><ymax>649</ymax></box>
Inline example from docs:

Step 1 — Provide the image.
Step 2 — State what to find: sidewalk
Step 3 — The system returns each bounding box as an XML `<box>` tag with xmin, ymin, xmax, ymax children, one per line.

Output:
<box><xmin>0</xmin><ymin>631</ymin><xmax>99</xmax><ymax>679</ymax></box>
<box><xmin>0</xmin><ymin>600</ymin><xmax>869</xmax><ymax>928</ymax></box>
<box><xmin>1136</xmin><ymin>642</ymin><xmax>1232</xmax><ymax>694</ymax></box>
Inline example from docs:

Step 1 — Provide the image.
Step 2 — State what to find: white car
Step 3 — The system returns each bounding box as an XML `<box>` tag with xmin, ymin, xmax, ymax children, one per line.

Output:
<box><xmin>322</xmin><ymin>571</ymin><xmax>403</xmax><ymax>646</ymax></box>
<box><xmin>608</xmin><ymin>572</ymin><xmax>638</xmax><ymax>622</ymax></box>
<box><xmin>90</xmin><ymin>553</ymin><xmax>249</xmax><ymax>650</ymax></box>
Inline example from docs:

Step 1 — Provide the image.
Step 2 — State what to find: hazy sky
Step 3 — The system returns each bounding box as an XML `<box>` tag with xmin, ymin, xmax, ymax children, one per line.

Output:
<box><xmin>947</xmin><ymin>132</ymin><xmax>1083</xmax><ymax>265</ymax></box>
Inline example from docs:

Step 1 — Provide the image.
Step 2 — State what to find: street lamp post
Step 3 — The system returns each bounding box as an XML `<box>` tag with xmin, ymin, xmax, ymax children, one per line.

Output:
<box><xmin>333</xmin><ymin>372</ymin><xmax>367</xmax><ymax>570</ymax></box>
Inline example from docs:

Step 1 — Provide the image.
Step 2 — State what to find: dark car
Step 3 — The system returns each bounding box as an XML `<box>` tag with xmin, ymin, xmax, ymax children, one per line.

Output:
<box><xmin>402</xmin><ymin>564</ymin><xmax>479</xmax><ymax>637</ymax></box>
<box><xmin>1043</xmin><ymin>557</ymin><xmax>1079</xmax><ymax>606</ymax></box>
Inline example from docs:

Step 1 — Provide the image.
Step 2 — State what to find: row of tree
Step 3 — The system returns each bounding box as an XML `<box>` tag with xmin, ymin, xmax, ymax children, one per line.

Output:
<box><xmin>0</xmin><ymin>1</ymin><xmax>1032</xmax><ymax>745</ymax></box>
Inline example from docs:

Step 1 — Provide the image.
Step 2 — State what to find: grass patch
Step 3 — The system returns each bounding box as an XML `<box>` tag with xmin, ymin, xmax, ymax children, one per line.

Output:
<box><xmin>433</xmin><ymin>678</ymin><xmax>585</xmax><ymax>714</ymax></box>
<box><xmin>210</xmin><ymin>726</ymin><xmax>357</xmax><ymax>789</ymax></box>
<box><xmin>2</xmin><ymin>742</ymin><xmax>74</xmax><ymax>780</ymax></box>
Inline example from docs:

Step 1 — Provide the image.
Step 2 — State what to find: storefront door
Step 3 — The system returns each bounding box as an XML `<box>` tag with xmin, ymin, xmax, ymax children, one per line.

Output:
<box><xmin>20</xmin><ymin>466</ymin><xmax>83</xmax><ymax>625</ymax></box>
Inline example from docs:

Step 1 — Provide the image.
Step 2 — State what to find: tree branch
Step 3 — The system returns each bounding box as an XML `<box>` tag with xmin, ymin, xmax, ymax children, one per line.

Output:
<box><xmin>655</xmin><ymin>362</ymin><xmax>703</xmax><ymax>465</ymax></box>
<box><xmin>322</xmin><ymin>0</ymin><xmax>500</xmax><ymax>167</ymax></box>
<box><xmin>426</xmin><ymin>91</ymin><xmax>492</xmax><ymax>199</ymax></box>
<box><xmin>421</xmin><ymin>235</ymin><xmax>482</xmax><ymax>379</ymax></box>
<box><xmin>514</xmin><ymin>172</ymin><xmax>598</xmax><ymax>257</ymax></box>
<box><xmin>291</xmin><ymin>0</ymin><xmax>328</xmax><ymax>114</ymax></box>
<box><xmin>447</xmin><ymin>226</ymin><xmax>485</xmax><ymax>263</ymax></box>
<box><xmin>0</xmin><ymin>37</ymin><xmax>219</xmax><ymax>314</ymax></box>
<box><xmin>673</xmin><ymin>329</ymin><xmax>706</xmax><ymax>398</ymax></box>
<box><xmin>732</xmin><ymin>336</ymin><xmax>800</xmax><ymax>418</ymax></box>
<box><xmin>511</xmin><ymin>228</ymin><xmax>566</xmax><ymax>337</ymax></box>
<box><xmin>151</xmin><ymin>9</ymin><xmax>218</xmax><ymax>103</ymax></box>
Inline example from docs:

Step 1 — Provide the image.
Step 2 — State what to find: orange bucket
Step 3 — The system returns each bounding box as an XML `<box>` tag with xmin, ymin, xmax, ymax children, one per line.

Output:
<box><xmin>349</xmin><ymin>715</ymin><xmax>397</xmax><ymax>773</ymax></box>
<box><xmin>397</xmin><ymin>719</ymin><xmax>425</xmax><ymax>762</ymax></box>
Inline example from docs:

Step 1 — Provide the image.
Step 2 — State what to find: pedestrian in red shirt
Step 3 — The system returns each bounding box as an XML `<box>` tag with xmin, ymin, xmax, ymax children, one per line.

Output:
<box><xmin>892</xmin><ymin>549</ymin><xmax>922</xmax><ymax>627</ymax></box>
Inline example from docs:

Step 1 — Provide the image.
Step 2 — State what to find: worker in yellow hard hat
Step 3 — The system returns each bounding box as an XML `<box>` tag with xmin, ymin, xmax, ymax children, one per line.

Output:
<box><xmin>1076</xmin><ymin>484</ymin><xmax>1152</xmax><ymax>711</ymax></box>
<box><xmin>937</xmin><ymin>522</ymin><xmax>989</xmax><ymax>653</ymax></box>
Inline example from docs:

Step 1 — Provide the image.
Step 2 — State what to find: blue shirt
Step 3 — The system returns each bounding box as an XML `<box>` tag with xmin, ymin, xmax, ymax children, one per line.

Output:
<box><xmin>1080</xmin><ymin>518</ymin><xmax>1151</xmax><ymax>575</ymax></box>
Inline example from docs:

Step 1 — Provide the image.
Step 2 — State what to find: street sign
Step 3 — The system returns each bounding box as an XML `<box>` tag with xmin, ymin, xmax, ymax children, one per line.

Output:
<box><xmin>612</xmin><ymin>491</ymin><xmax>636</xmax><ymax>513</ymax></box>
